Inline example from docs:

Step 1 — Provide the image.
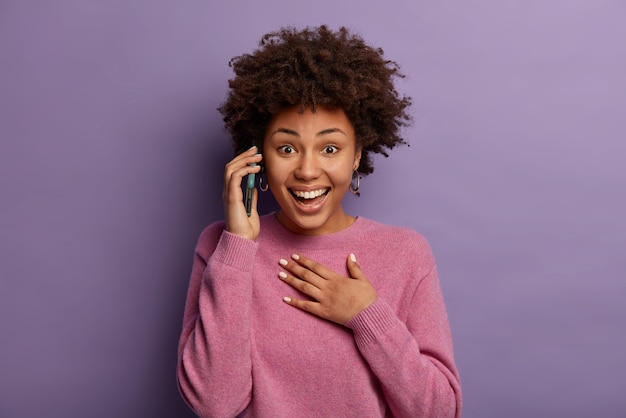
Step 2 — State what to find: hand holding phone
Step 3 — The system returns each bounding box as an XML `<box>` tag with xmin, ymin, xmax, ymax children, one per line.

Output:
<box><xmin>224</xmin><ymin>146</ymin><xmax>261</xmax><ymax>240</ymax></box>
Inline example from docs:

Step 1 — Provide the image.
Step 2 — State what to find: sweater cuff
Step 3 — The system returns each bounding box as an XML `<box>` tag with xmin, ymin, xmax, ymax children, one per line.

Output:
<box><xmin>346</xmin><ymin>298</ymin><xmax>399</xmax><ymax>346</ymax></box>
<box><xmin>211</xmin><ymin>230</ymin><xmax>258</xmax><ymax>271</ymax></box>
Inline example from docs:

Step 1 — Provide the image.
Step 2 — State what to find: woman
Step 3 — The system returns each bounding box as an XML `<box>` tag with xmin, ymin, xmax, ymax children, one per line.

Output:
<box><xmin>177</xmin><ymin>26</ymin><xmax>462</xmax><ymax>417</ymax></box>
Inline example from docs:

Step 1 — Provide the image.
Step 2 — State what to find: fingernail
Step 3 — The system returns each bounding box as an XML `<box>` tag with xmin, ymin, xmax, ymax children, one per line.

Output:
<box><xmin>279</xmin><ymin>259</ymin><xmax>288</xmax><ymax>266</ymax></box>
<box><xmin>283</xmin><ymin>296</ymin><xmax>292</xmax><ymax>303</ymax></box>
<box><xmin>278</xmin><ymin>272</ymin><xmax>287</xmax><ymax>279</ymax></box>
<box><xmin>350</xmin><ymin>253</ymin><xmax>357</xmax><ymax>263</ymax></box>
<box><xmin>248</xmin><ymin>145</ymin><xmax>257</xmax><ymax>150</ymax></box>
<box><xmin>291</xmin><ymin>254</ymin><xmax>300</xmax><ymax>261</ymax></box>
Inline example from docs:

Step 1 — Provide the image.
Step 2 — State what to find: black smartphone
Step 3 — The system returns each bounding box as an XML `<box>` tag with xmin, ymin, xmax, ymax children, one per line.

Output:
<box><xmin>245</xmin><ymin>163</ymin><xmax>257</xmax><ymax>217</ymax></box>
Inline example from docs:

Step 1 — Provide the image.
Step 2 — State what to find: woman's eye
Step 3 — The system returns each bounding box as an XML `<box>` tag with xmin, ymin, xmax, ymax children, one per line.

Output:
<box><xmin>278</xmin><ymin>145</ymin><xmax>294</xmax><ymax>154</ymax></box>
<box><xmin>323</xmin><ymin>145</ymin><xmax>338</xmax><ymax>154</ymax></box>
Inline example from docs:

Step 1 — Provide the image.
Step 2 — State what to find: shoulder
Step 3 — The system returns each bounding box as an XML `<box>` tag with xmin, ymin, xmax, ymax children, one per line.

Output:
<box><xmin>357</xmin><ymin>217</ymin><xmax>430</xmax><ymax>247</ymax></box>
<box><xmin>356</xmin><ymin>217</ymin><xmax>435</xmax><ymax>265</ymax></box>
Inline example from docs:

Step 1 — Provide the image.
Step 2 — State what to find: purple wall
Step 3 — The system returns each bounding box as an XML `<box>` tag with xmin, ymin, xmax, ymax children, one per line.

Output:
<box><xmin>1</xmin><ymin>1</ymin><xmax>624</xmax><ymax>417</ymax></box>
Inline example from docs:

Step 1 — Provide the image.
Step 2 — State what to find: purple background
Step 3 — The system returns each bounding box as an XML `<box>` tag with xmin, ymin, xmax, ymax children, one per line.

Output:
<box><xmin>1</xmin><ymin>1</ymin><xmax>625</xmax><ymax>417</ymax></box>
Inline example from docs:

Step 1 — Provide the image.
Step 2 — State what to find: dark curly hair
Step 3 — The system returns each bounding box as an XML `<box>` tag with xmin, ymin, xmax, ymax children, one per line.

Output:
<box><xmin>218</xmin><ymin>25</ymin><xmax>412</xmax><ymax>175</ymax></box>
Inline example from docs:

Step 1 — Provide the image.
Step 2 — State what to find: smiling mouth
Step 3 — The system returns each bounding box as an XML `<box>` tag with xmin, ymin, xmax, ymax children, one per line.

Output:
<box><xmin>290</xmin><ymin>188</ymin><xmax>330</xmax><ymax>206</ymax></box>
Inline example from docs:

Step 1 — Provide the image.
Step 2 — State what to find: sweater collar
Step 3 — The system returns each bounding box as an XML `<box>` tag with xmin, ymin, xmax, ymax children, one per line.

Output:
<box><xmin>260</xmin><ymin>212</ymin><xmax>365</xmax><ymax>250</ymax></box>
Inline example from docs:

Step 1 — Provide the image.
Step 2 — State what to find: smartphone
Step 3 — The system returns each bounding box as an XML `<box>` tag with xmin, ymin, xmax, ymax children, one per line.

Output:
<box><xmin>245</xmin><ymin>163</ymin><xmax>257</xmax><ymax>217</ymax></box>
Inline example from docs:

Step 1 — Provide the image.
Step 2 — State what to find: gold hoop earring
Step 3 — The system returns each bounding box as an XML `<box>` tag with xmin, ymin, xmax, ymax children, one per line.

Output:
<box><xmin>349</xmin><ymin>170</ymin><xmax>360</xmax><ymax>196</ymax></box>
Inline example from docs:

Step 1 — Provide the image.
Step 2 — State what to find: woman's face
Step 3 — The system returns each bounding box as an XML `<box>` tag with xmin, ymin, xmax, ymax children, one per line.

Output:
<box><xmin>263</xmin><ymin>106</ymin><xmax>361</xmax><ymax>235</ymax></box>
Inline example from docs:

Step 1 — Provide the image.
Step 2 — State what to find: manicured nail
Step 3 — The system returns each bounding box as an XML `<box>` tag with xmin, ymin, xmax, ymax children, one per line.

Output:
<box><xmin>283</xmin><ymin>296</ymin><xmax>292</xmax><ymax>303</ymax></box>
<box><xmin>278</xmin><ymin>272</ymin><xmax>287</xmax><ymax>279</ymax></box>
<box><xmin>350</xmin><ymin>253</ymin><xmax>357</xmax><ymax>263</ymax></box>
<box><xmin>248</xmin><ymin>145</ymin><xmax>257</xmax><ymax>150</ymax></box>
<box><xmin>279</xmin><ymin>259</ymin><xmax>288</xmax><ymax>266</ymax></box>
<box><xmin>291</xmin><ymin>254</ymin><xmax>300</xmax><ymax>261</ymax></box>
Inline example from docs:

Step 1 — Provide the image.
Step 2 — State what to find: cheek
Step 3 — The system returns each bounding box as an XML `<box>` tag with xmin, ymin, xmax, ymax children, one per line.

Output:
<box><xmin>264</xmin><ymin>161</ymin><xmax>286</xmax><ymax>188</ymax></box>
<box><xmin>331</xmin><ymin>161</ymin><xmax>357</xmax><ymax>184</ymax></box>
<box><xmin>322</xmin><ymin>172</ymin><xmax>349</xmax><ymax>192</ymax></box>
<box><xmin>266</xmin><ymin>173</ymin><xmax>281</xmax><ymax>189</ymax></box>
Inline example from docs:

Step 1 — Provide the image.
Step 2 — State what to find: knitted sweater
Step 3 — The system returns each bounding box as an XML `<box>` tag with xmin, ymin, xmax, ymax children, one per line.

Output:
<box><xmin>177</xmin><ymin>213</ymin><xmax>462</xmax><ymax>418</ymax></box>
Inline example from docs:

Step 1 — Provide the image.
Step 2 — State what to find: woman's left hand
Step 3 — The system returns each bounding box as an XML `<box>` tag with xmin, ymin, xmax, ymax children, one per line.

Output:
<box><xmin>278</xmin><ymin>253</ymin><xmax>378</xmax><ymax>325</ymax></box>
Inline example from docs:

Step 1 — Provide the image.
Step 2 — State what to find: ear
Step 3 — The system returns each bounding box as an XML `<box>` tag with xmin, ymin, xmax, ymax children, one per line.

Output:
<box><xmin>353</xmin><ymin>147</ymin><xmax>362</xmax><ymax>171</ymax></box>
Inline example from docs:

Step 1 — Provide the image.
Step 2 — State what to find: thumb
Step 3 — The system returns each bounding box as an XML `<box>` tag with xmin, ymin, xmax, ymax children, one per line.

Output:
<box><xmin>347</xmin><ymin>253</ymin><xmax>367</xmax><ymax>281</ymax></box>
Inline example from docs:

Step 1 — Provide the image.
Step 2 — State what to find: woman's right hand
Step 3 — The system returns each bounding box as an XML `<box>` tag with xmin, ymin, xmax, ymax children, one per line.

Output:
<box><xmin>223</xmin><ymin>146</ymin><xmax>263</xmax><ymax>241</ymax></box>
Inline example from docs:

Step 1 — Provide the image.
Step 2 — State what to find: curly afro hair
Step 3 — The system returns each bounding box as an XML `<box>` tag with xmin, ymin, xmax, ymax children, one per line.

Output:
<box><xmin>218</xmin><ymin>25</ymin><xmax>412</xmax><ymax>175</ymax></box>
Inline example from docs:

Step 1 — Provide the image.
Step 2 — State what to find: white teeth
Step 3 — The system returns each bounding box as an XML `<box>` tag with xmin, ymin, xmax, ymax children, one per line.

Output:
<box><xmin>292</xmin><ymin>189</ymin><xmax>327</xmax><ymax>199</ymax></box>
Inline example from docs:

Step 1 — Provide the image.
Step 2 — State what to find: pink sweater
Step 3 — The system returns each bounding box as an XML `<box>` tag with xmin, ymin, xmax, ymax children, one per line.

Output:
<box><xmin>177</xmin><ymin>213</ymin><xmax>461</xmax><ymax>417</ymax></box>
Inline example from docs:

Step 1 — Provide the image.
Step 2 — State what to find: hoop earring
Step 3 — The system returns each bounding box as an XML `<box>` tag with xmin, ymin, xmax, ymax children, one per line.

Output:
<box><xmin>349</xmin><ymin>170</ymin><xmax>360</xmax><ymax>196</ymax></box>
<box><xmin>259</xmin><ymin>173</ymin><xmax>269</xmax><ymax>192</ymax></box>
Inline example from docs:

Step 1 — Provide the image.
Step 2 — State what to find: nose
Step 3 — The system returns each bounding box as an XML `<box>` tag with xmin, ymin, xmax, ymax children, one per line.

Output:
<box><xmin>294</xmin><ymin>152</ymin><xmax>321</xmax><ymax>181</ymax></box>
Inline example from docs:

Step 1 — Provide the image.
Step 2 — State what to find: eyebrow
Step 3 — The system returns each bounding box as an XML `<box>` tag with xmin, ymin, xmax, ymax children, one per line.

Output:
<box><xmin>270</xmin><ymin>127</ymin><xmax>348</xmax><ymax>137</ymax></box>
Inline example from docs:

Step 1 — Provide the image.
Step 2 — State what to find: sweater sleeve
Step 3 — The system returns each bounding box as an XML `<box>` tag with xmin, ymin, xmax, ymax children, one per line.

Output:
<box><xmin>177</xmin><ymin>224</ymin><xmax>258</xmax><ymax>418</ymax></box>
<box><xmin>346</xmin><ymin>265</ymin><xmax>462</xmax><ymax>418</ymax></box>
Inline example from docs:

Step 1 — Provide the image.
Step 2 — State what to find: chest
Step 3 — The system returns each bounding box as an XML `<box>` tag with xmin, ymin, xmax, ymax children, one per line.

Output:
<box><xmin>248</xmin><ymin>248</ymin><xmax>365</xmax><ymax>374</ymax></box>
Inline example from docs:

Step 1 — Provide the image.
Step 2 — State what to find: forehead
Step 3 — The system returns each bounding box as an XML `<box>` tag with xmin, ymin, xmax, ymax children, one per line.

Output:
<box><xmin>265</xmin><ymin>106</ymin><xmax>355</xmax><ymax>138</ymax></box>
